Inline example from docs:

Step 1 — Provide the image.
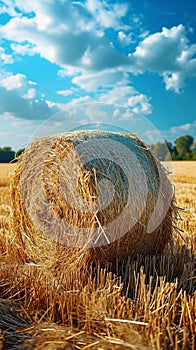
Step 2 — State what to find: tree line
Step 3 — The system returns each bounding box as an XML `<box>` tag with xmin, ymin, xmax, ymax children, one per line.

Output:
<box><xmin>150</xmin><ymin>135</ymin><xmax>196</xmax><ymax>161</ymax></box>
<box><xmin>0</xmin><ymin>135</ymin><xmax>195</xmax><ymax>162</ymax></box>
<box><xmin>0</xmin><ymin>147</ymin><xmax>25</xmax><ymax>163</ymax></box>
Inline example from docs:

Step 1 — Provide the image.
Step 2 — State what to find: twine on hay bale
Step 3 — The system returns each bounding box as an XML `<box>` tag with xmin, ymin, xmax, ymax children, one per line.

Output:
<box><xmin>10</xmin><ymin>130</ymin><xmax>176</xmax><ymax>271</ymax></box>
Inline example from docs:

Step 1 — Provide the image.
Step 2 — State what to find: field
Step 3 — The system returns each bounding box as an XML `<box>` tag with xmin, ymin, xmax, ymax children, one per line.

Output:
<box><xmin>0</xmin><ymin>161</ymin><xmax>195</xmax><ymax>349</ymax></box>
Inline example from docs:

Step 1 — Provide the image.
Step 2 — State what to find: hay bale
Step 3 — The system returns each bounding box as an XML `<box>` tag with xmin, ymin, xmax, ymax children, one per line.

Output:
<box><xmin>0</xmin><ymin>299</ymin><xmax>31</xmax><ymax>349</ymax></box>
<box><xmin>11</xmin><ymin>130</ymin><xmax>175</xmax><ymax>270</ymax></box>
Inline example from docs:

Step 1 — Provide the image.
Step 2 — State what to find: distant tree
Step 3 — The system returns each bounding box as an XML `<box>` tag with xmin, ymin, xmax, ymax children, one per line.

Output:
<box><xmin>15</xmin><ymin>148</ymin><xmax>25</xmax><ymax>158</ymax></box>
<box><xmin>150</xmin><ymin>136</ymin><xmax>195</xmax><ymax>161</ymax></box>
<box><xmin>165</xmin><ymin>141</ymin><xmax>173</xmax><ymax>153</ymax></box>
<box><xmin>174</xmin><ymin>135</ymin><xmax>194</xmax><ymax>160</ymax></box>
<box><xmin>0</xmin><ymin>146</ymin><xmax>12</xmax><ymax>152</ymax></box>
<box><xmin>192</xmin><ymin>142</ymin><xmax>196</xmax><ymax>160</ymax></box>
<box><xmin>0</xmin><ymin>150</ymin><xmax>15</xmax><ymax>163</ymax></box>
<box><xmin>165</xmin><ymin>140</ymin><xmax>178</xmax><ymax>160</ymax></box>
<box><xmin>164</xmin><ymin>140</ymin><xmax>179</xmax><ymax>160</ymax></box>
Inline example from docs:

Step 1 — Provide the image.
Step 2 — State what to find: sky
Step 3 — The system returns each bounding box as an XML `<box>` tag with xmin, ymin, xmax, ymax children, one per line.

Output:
<box><xmin>0</xmin><ymin>0</ymin><xmax>196</xmax><ymax>150</ymax></box>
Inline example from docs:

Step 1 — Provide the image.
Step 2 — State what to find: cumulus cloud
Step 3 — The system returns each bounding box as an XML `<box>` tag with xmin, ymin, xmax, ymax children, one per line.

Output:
<box><xmin>132</xmin><ymin>25</ymin><xmax>196</xmax><ymax>92</ymax></box>
<box><xmin>169</xmin><ymin>121</ymin><xmax>196</xmax><ymax>135</ymax></box>
<box><xmin>65</xmin><ymin>95</ymin><xmax>92</xmax><ymax>108</ymax></box>
<box><xmin>0</xmin><ymin>47</ymin><xmax>13</xmax><ymax>64</ymax></box>
<box><xmin>57</xmin><ymin>90</ymin><xmax>73</xmax><ymax>96</ymax></box>
<box><xmin>0</xmin><ymin>87</ymin><xmax>56</xmax><ymax>120</ymax></box>
<box><xmin>0</xmin><ymin>73</ymin><xmax>57</xmax><ymax>120</ymax></box>
<box><xmin>72</xmin><ymin>70</ymin><xmax>129</xmax><ymax>91</ymax></box>
<box><xmin>1</xmin><ymin>0</ymin><xmax>129</xmax><ymax>72</ymax></box>
<box><xmin>0</xmin><ymin>71</ymin><xmax>150</xmax><ymax>120</ymax></box>
<box><xmin>132</xmin><ymin>26</ymin><xmax>184</xmax><ymax>71</ymax></box>
<box><xmin>146</xmin><ymin>121</ymin><xmax>196</xmax><ymax>143</ymax></box>
<box><xmin>85</xmin><ymin>0</ymin><xmax>129</xmax><ymax>29</ymax></box>
<box><xmin>0</xmin><ymin>73</ymin><xmax>35</xmax><ymax>90</ymax></box>
<box><xmin>98</xmin><ymin>85</ymin><xmax>152</xmax><ymax>115</ymax></box>
<box><xmin>118</xmin><ymin>31</ymin><xmax>134</xmax><ymax>46</ymax></box>
<box><xmin>0</xmin><ymin>0</ymin><xmax>19</xmax><ymax>16</ymax></box>
<box><xmin>0</xmin><ymin>0</ymin><xmax>196</xmax><ymax>102</ymax></box>
<box><xmin>23</xmin><ymin>88</ymin><xmax>36</xmax><ymax>99</ymax></box>
<box><xmin>10</xmin><ymin>43</ymin><xmax>38</xmax><ymax>56</ymax></box>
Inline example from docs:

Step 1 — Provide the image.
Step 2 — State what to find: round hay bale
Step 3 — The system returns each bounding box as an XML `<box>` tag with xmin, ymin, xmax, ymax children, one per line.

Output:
<box><xmin>11</xmin><ymin>130</ymin><xmax>175</xmax><ymax>270</ymax></box>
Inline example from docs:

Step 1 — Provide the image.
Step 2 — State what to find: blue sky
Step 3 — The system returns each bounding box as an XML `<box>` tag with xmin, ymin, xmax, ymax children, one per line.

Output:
<box><xmin>0</xmin><ymin>0</ymin><xmax>196</xmax><ymax>150</ymax></box>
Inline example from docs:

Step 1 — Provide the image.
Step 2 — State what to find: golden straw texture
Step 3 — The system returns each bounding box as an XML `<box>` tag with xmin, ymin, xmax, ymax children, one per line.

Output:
<box><xmin>11</xmin><ymin>130</ymin><xmax>176</xmax><ymax>273</ymax></box>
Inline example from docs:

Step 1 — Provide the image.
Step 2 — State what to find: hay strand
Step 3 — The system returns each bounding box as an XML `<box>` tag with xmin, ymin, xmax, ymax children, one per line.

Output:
<box><xmin>11</xmin><ymin>130</ymin><xmax>176</xmax><ymax>274</ymax></box>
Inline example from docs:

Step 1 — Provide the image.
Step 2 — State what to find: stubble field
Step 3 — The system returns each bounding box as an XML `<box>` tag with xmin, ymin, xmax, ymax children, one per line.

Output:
<box><xmin>0</xmin><ymin>161</ymin><xmax>195</xmax><ymax>349</ymax></box>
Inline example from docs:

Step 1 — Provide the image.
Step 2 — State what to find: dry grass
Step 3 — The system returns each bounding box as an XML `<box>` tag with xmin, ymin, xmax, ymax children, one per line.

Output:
<box><xmin>171</xmin><ymin>161</ymin><xmax>196</xmax><ymax>184</ymax></box>
<box><xmin>11</xmin><ymin>131</ymin><xmax>175</xmax><ymax>266</ymax></box>
<box><xmin>0</xmin><ymin>160</ymin><xmax>195</xmax><ymax>349</ymax></box>
<box><xmin>0</xmin><ymin>163</ymin><xmax>16</xmax><ymax>187</ymax></box>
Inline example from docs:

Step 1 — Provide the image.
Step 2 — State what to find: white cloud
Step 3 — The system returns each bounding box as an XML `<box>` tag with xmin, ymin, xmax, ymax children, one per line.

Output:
<box><xmin>23</xmin><ymin>88</ymin><xmax>36</xmax><ymax>99</ymax></box>
<box><xmin>0</xmin><ymin>47</ymin><xmax>13</xmax><ymax>64</ymax></box>
<box><xmin>58</xmin><ymin>66</ymin><xmax>80</xmax><ymax>77</ymax></box>
<box><xmin>131</xmin><ymin>24</ymin><xmax>196</xmax><ymax>92</ymax></box>
<box><xmin>144</xmin><ymin>129</ymin><xmax>165</xmax><ymax>144</ymax></box>
<box><xmin>139</xmin><ymin>31</ymin><xmax>150</xmax><ymax>39</ymax></box>
<box><xmin>86</xmin><ymin>0</ymin><xmax>129</xmax><ymax>29</ymax></box>
<box><xmin>1</xmin><ymin>4</ymin><xmax>129</xmax><ymax>70</ymax></box>
<box><xmin>44</xmin><ymin>95</ymin><xmax>92</xmax><ymax>112</ymax></box>
<box><xmin>128</xmin><ymin>94</ymin><xmax>152</xmax><ymax>115</ymax></box>
<box><xmin>0</xmin><ymin>1</ymin><xmax>195</xmax><ymax>101</ymax></box>
<box><xmin>57</xmin><ymin>90</ymin><xmax>73</xmax><ymax>96</ymax></box>
<box><xmin>0</xmin><ymin>74</ymin><xmax>29</xmax><ymax>90</ymax></box>
<box><xmin>118</xmin><ymin>31</ymin><xmax>134</xmax><ymax>46</ymax></box>
<box><xmin>0</xmin><ymin>87</ymin><xmax>57</xmax><ymax>120</ymax></box>
<box><xmin>0</xmin><ymin>0</ymin><xmax>129</xmax><ymax>71</ymax></box>
<box><xmin>169</xmin><ymin>121</ymin><xmax>196</xmax><ymax>135</ymax></box>
<box><xmin>0</xmin><ymin>73</ymin><xmax>57</xmax><ymax>120</ymax></box>
<box><xmin>65</xmin><ymin>95</ymin><xmax>92</xmax><ymax>108</ymax></box>
<box><xmin>133</xmin><ymin>25</ymin><xmax>185</xmax><ymax>71</ymax></box>
<box><xmin>82</xmin><ymin>45</ymin><xmax>129</xmax><ymax>71</ymax></box>
<box><xmin>11</xmin><ymin>43</ymin><xmax>38</xmax><ymax>56</ymax></box>
<box><xmin>98</xmin><ymin>85</ymin><xmax>152</xmax><ymax>115</ymax></box>
<box><xmin>163</xmin><ymin>72</ymin><xmax>183</xmax><ymax>93</ymax></box>
<box><xmin>0</xmin><ymin>0</ymin><xmax>19</xmax><ymax>16</ymax></box>
<box><xmin>99</xmin><ymin>85</ymin><xmax>135</xmax><ymax>104</ymax></box>
<box><xmin>0</xmin><ymin>112</ymin><xmax>15</xmax><ymax>121</ymax></box>
<box><xmin>72</xmin><ymin>70</ymin><xmax>128</xmax><ymax>91</ymax></box>
<box><xmin>146</xmin><ymin>121</ymin><xmax>196</xmax><ymax>143</ymax></box>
